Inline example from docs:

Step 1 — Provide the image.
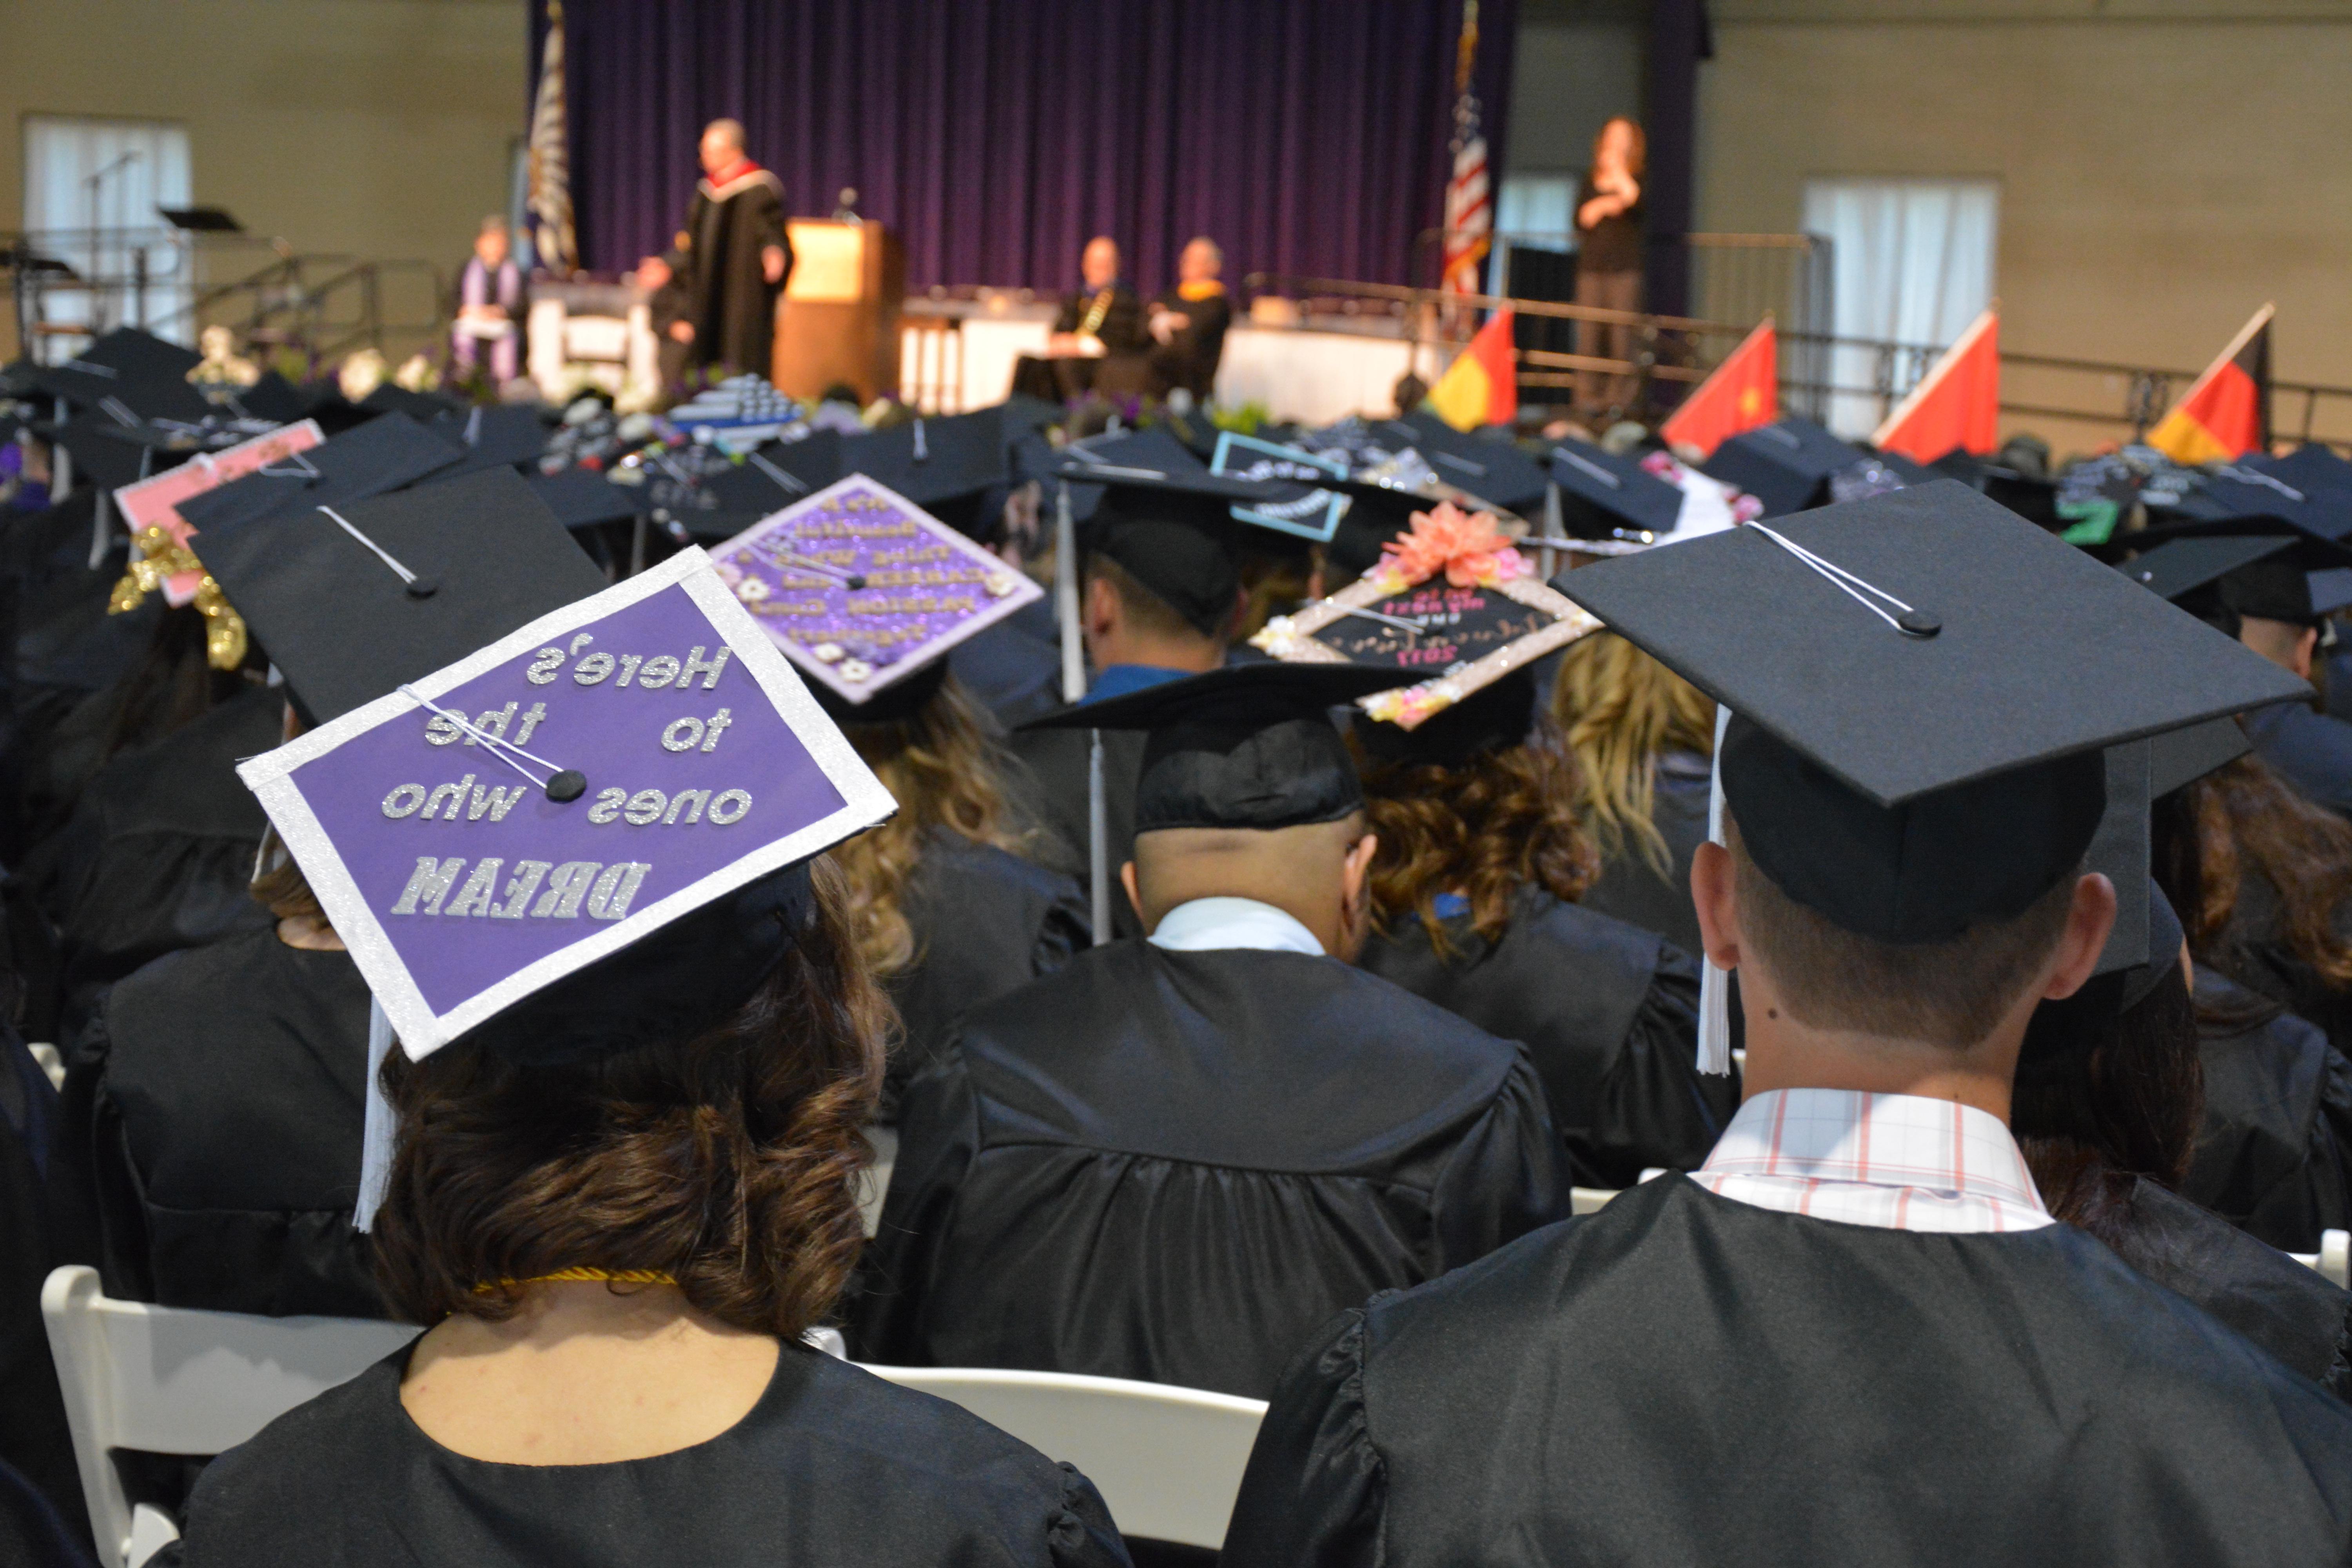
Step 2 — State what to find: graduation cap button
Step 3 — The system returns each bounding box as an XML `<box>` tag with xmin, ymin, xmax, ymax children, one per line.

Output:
<box><xmin>1897</xmin><ymin>609</ymin><xmax>1941</xmax><ymax>637</ymax></box>
<box><xmin>405</xmin><ymin>576</ymin><xmax>439</xmax><ymax>599</ymax></box>
<box><xmin>546</xmin><ymin>769</ymin><xmax>587</xmax><ymax>802</ymax></box>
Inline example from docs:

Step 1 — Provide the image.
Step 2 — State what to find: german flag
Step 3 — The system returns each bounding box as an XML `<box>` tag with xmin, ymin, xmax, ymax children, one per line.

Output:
<box><xmin>2148</xmin><ymin>304</ymin><xmax>2272</xmax><ymax>466</ymax></box>
<box><xmin>1427</xmin><ymin>309</ymin><xmax>1518</xmax><ymax>430</ymax></box>
<box><xmin>1661</xmin><ymin>318</ymin><xmax>1777</xmax><ymax>459</ymax></box>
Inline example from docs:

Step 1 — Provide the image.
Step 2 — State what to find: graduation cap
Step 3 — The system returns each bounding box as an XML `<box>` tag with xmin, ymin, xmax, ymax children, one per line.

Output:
<box><xmin>200</xmin><ymin>466</ymin><xmax>606</xmax><ymax>726</ymax></box>
<box><xmin>2250</xmin><ymin>443</ymin><xmax>2352</xmax><ymax>501</ymax></box>
<box><xmin>1552</xmin><ymin>479</ymin><xmax>2310</xmax><ymax>947</ymax></box>
<box><xmin>20</xmin><ymin>328</ymin><xmax>213</xmax><ymax>424</ymax></box>
<box><xmin>1364</xmin><ymin>412</ymin><xmax>1550</xmax><ymax>514</ymax></box>
<box><xmin>173</xmin><ymin>412</ymin><xmax>463</xmax><ymax>540</ymax></box>
<box><xmin>2144</xmin><ymin>460</ymin><xmax>2352</xmax><ymax>545</ymax></box>
<box><xmin>529</xmin><ymin>466</ymin><xmax>645</xmax><ymax>532</ymax></box>
<box><xmin>2121</xmin><ymin>532</ymin><xmax>2352</xmax><ymax>628</ymax></box>
<box><xmin>430</xmin><ymin>403</ymin><xmax>555</xmax><ymax>478</ymax></box>
<box><xmin>837</xmin><ymin>409</ymin><xmax>1012</xmax><ymax>520</ymax></box>
<box><xmin>1022</xmin><ymin>662</ymin><xmax>1407</xmax><ymax>833</ymax></box>
<box><xmin>359</xmin><ymin>382</ymin><xmax>464</xmax><ymax>422</ymax></box>
<box><xmin>1205</xmin><ymin>430</ymin><xmax>1348</xmax><ymax>542</ymax></box>
<box><xmin>1255</xmin><ymin>498</ymin><xmax>1595</xmax><ymax>738</ymax></box>
<box><xmin>707</xmin><ymin>474</ymin><xmax>1042</xmax><ymax>715</ymax></box>
<box><xmin>1699</xmin><ymin>416</ymin><xmax>1866</xmax><ymax>518</ymax></box>
<box><xmin>1546</xmin><ymin>437</ymin><xmax>1684</xmax><ymax>540</ymax></box>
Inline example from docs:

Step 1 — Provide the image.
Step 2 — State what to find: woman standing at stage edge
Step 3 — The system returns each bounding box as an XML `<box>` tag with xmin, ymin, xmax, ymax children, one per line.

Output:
<box><xmin>1574</xmin><ymin>116</ymin><xmax>1647</xmax><ymax>422</ymax></box>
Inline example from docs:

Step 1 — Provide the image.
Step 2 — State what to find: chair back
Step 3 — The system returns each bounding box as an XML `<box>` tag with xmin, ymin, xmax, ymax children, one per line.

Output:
<box><xmin>40</xmin><ymin>1266</ymin><xmax>419</xmax><ymax>1567</ymax></box>
<box><xmin>862</xmin><ymin>1365</ymin><xmax>1265</xmax><ymax>1550</ymax></box>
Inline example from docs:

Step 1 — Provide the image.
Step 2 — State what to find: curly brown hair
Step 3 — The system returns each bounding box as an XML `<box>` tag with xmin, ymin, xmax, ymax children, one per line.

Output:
<box><xmin>833</xmin><ymin>674</ymin><xmax>1035</xmax><ymax>978</ymax></box>
<box><xmin>2154</xmin><ymin>753</ymin><xmax>2352</xmax><ymax>990</ymax></box>
<box><xmin>1354</xmin><ymin>713</ymin><xmax>1597</xmax><ymax>955</ymax></box>
<box><xmin>369</xmin><ymin>855</ymin><xmax>891</xmax><ymax>1340</ymax></box>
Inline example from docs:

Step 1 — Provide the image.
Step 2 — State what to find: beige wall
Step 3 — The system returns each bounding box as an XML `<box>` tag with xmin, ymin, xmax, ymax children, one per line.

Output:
<box><xmin>1698</xmin><ymin>0</ymin><xmax>2352</xmax><ymax>446</ymax></box>
<box><xmin>0</xmin><ymin>0</ymin><xmax>526</xmax><ymax>359</ymax></box>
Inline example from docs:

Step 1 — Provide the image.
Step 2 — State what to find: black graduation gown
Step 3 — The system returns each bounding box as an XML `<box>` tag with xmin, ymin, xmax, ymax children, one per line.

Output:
<box><xmin>1007</xmin><ymin>725</ymin><xmax>1146</xmax><ymax>939</ymax></box>
<box><xmin>24</xmin><ymin>682</ymin><xmax>280</xmax><ymax>1036</ymax></box>
<box><xmin>882</xmin><ymin>831</ymin><xmax>1089</xmax><ymax>1115</ymax></box>
<box><xmin>167</xmin><ymin>1345</ymin><xmax>1129</xmax><ymax>1568</ymax></box>
<box><xmin>55</xmin><ymin>929</ymin><xmax>379</xmax><ymax>1317</ymax></box>
<box><xmin>1573</xmin><ymin>748</ymin><xmax>1710</xmax><ymax>959</ymax></box>
<box><xmin>667</xmin><ymin>168</ymin><xmax>791</xmax><ymax>377</ymax></box>
<box><xmin>2102</xmin><ymin>1176</ymin><xmax>2352</xmax><ymax>1401</ymax></box>
<box><xmin>0</xmin><ymin>1031</ymin><xmax>88</xmax><ymax>1553</ymax></box>
<box><xmin>1145</xmin><ymin>289</ymin><xmax>1232</xmax><ymax>401</ymax></box>
<box><xmin>2180</xmin><ymin>970</ymin><xmax>2352</xmax><ymax>1254</ymax></box>
<box><xmin>1221</xmin><ymin>1176</ymin><xmax>2352</xmax><ymax>1568</ymax></box>
<box><xmin>2243</xmin><ymin>700</ymin><xmax>2352</xmax><ymax>818</ymax></box>
<box><xmin>855</xmin><ymin>942</ymin><xmax>1569</xmax><ymax>1398</ymax></box>
<box><xmin>1357</xmin><ymin>887</ymin><xmax>1732</xmax><ymax>1186</ymax></box>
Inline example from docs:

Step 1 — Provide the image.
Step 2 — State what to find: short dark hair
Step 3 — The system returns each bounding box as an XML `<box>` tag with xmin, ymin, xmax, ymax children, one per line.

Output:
<box><xmin>1086</xmin><ymin>551</ymin><xmax>1220</xmax><ymax>642</ymax></box>
<box><xmin>1730</xmin><ymin>816</ymin><xmax>2080</xmax><ymax>1049</ymax></box>
<box><xmin>370</xmin><ymin>855</ymin><xmax>892</xmax><ymax>1337</ymax></box>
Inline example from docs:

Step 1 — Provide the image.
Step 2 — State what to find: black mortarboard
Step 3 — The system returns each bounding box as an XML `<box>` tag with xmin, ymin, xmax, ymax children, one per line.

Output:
<box><xmin>2252</xmin><ymin>443</ymin><xmax>2352</xmax><ymax>501</ymax></box>
<box><xmin>2143</xmin><ymin>461</ymin><xmax>2352</xmax><ymax>546</ymax></box>
<box><xmin>1700</xmin><ymin>417</ymin><xmax>1866</xmax><ymax>518</ymax></box>
<box><xmin>175</xmin><ymin>412</ymin><xmax>463</xmax><ymax>541</ymax></box>
<box><xmin>1091</xmin><ymin>519</ymin><xmax>1238</xmax><ymax>637</ymax></box>
<box><xmin>2151</xmin><ymin>716</ymin><xmax>2251</xmax><ymax>798</ymax></box>
<box><xmin>1352</xmin><ymin>667</ymin><xmax>1539</xmax><ymax>770</ymax></box>
<box><xmin>203</xmin><ymin>466</ymin><xmax>604</xmax><ymax>725</ymax></box>
<box><xmin>22</xmin><ymin>328</ymin><xmax>213</xmax><ymax>423</ymax></box>
<box><xmin>1554</xmin><ymin>480</ymin><xmax>2309</xmax><ymax>943</ymax></box>
<box><xmin>837</xmin><ymin>409</ymin><xmax>1011</xmax><ymax>512</ymax></box>
<box><xmin>662</xmin><ymin>433</ymin><xmax>849</xmax><ymax>543</ymax></box>
<box><xmin>1370</xmin><ymin>412</ymin><xmax>1550</xmax><ymax>513</ymax></box>
<box><xmin>45</xmin><ymin>411</ymin><xmax>187</xmax><ymax>492</ymax></box>
<box><xmin>1547</xmin><ymin>437</ymin><xmax>1684</xmax><ymax>539</ymax></box>
<box><xmin>430</xmin><ymin>404</ymin><xmax>555</xmax><ymax>477</ymax></box>
<box><xmin>359</xmin><ymin>382</ymin><xmax>463</xmax><ymax>422</ymax></box>
<box><xmin>2121</xmin><ymin>532</ymin><xmax>2352</xmax><ymax>627</ymax></box>
<box><xmin>1022</xmin><ymin>663</ymin><xmax>1405</xmax><ymax>832</ymax></box>
<box><xmin>231</xmin><ymin>372</ymin><xmax>310</xmax><ymax>425</ymax></box>
<box><xmin>1048</xmin><ymin>426</ymin><xmax>1275</xmax><ymax>521</ymax></box>
<box><xmin>529</xmin><ymin>466</ymin><xmax>645</xmax><ymax>531</ymax></box>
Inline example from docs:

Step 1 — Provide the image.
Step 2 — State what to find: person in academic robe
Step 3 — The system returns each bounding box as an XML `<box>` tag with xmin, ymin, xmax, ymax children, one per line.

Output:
<box><xmin>2153</xmin><ymin>753</ymin><xmax>2352</xmax><ymax>1250</ymax></box>
<box><xmin>813</xmin><ymin>659</ymin><xmax>1089</xmax><ymax>1114</ymax></box>
<box><xmin>1012</xmin><ymin>238</ymin><xmax>1151</xmax><ymax>403</ymax></box>
<box><xmin>0</xmin><ymin>1021</ymin><xmax>89</xmax><ymax>1555</ymax></box>
<box><xmin>637</xmin><ymin>119</ymin><xmax>791</xmax><ymax>382</ymax></box>
<box><xmin>450</xmin><ymin>215</ymin><xmax>525</xmax><ymax>387</ymax></box>
<box><xmin>2212</xmin><ymin>555</ymin><xmax>2352</xmax><ymax>815</ymax></box>
<box><xmin>1550</xmin><ymin>628</ymin><xmax>1715</xmax><ymax>958</ymax></box>
<box><xmin>1009</xmin><ymin>497</ymin><xmax>1240</xmax><ymax>941</ymax></box>
<box><xmin>1352</xmin><ymin>671</ymin><xmax>1731</xmax><ymax>1187</ymax></box>
<box><xmin>2015</xmin><ymin>879</ymin><xmax>2352</xmax><ymax>1402</ymax></box>
<box><xmin>1221</xmin><ymin>485</ymin><xmax>2352</xmax><ymax>1566</ymax></box>
<box><xmin>855</xmin><ymin>664</ymin><xmax>1570</xmax><ymax>1400</ymax></box>
<box><xmin>1145</xmin><ymin>238</ymin><xmax>1232</xmax><ymax>403</ymax></box>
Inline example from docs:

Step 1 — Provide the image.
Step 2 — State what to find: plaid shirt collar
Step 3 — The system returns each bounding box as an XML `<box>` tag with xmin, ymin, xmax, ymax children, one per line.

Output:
<box><xmin>1693</xmin><ymin>1088</ymin><xmax>2053</xmax><ymax>1234</ymax></box>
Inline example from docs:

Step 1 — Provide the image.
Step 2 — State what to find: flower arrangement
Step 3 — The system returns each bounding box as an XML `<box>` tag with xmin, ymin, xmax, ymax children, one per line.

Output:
<box><xmin>1370</xmin><ymin>500</ymin><xmax>1528</xmax><ymax>594</ymax></box>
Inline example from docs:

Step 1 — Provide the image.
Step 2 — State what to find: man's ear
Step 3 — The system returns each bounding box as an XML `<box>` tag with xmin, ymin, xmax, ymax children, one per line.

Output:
<box><xmin>1083</xmin><ymin>574</ymin><xmax>1118</xmax><ymax>636</ymax></box>
<box><xmin>1690</xmin><ymin>841</ymin><xmax>1743</xmax><ymax>973</ymax></box>
<box><xmin>1120</xmin><ymin>860</ymin><xmax>1144</xmax><ymax>927</ymax></box>
<box><xmin>2040</xmin><ymin>871</ymin><xmax>2119</xmax><ymax>1002</ymax></box>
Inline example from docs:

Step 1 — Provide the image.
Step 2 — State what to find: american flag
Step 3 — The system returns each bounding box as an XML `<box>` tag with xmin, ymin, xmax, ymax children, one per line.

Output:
<box><xmin>1440</xmin><ymin>2</ymin><xmax>1490</xmax><ymax>297</ymax></box>
<box><xmin>527</xmin><ymin>0</ymin><xmax>577</xmax><ymax>276</ymax></box>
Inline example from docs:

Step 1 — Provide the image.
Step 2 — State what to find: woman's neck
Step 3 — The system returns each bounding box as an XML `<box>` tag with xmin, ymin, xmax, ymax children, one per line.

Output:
<box><xmin>400</xmin><ymin>1282</ymin><xmax>782</xmax><ymax>1465</ymax></box>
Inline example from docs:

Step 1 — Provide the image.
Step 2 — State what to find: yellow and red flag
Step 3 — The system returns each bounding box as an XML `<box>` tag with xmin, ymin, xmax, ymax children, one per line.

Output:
<box><xmin>2147</xmin><ymin>304</ymin><xmax>2272</xmax><ymax>465</ymax></box>
<box><xmin>1427</xmin><ymin>308</ymin><xmax>1518</xmax><ymax>430</ymax></box>
<box><xmin>1660</xmin><ymin>318</ymin><xmax>1776</xmax><ymax>459</ymax></box>
<box><xmin>1872</xmin><ymin>306</ymin><xmax>2000</xmax><ymax>463</ymax></box>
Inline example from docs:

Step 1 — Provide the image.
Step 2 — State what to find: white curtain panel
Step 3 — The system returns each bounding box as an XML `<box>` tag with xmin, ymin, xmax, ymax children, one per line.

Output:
<box><xmin>22</xmin><ymin>116</ymin><xmax>194</xmax><ymax>341</ymax></box>
<box><xmin>1801</xmin><ymin>178</ymin><xmax>1998</xmax><ymax>438</ymax></box>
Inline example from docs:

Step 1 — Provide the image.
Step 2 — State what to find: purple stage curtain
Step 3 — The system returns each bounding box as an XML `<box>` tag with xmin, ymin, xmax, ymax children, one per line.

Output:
<box><xmin>533</xmin><ymin>0</ymin><xmax>1516</xmax><ymax>297</ymax></box>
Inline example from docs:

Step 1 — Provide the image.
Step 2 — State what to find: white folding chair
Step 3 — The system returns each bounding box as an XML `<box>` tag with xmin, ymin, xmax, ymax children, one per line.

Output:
<box><xmin>1570</xmin><ymin>1186</ymin><xmax>1621</xmax><ymax>1215</ymax></box>
<box><xmin>860</xmin><ymin>1365</ymin><xmax>1265</xmax><ymax>1551</ymax></box>
<box><xmin>42</xmin><ymin>1265</ymin><xmax>422</xmax><ymax>1567</ymax></box>
<box><xmin>2293</xmin><ymin>1229</ymin><xmax>2351</xmax><ymax>1288</ymax></box>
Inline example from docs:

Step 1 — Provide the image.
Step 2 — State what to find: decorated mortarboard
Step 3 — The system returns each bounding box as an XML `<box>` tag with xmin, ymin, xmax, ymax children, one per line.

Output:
<box><xmin>174</xmin><ymin>412</ymin><xmax>464</xmax><ymax>541</ymax></box>
<box><xmin>1254</xmin><ymin>498</ymin><xmax>1596</xmax><ymax>732</ymax></box>
<box><xmin>234</xmin><ymin>539</ymin><xmax>894</xmax><ymax>1063</ymax></box>
<box><xmin>706</xmin><ymin>473</ymin><xmax>1040</xmax><ymax>709</ymax></box>
<box><xmin>1553</xmin><ymin>480</ymin><xmax>2310</xmax><ymax>949</ymax></box>
<box><xmin>1043</xmin><ymin>427</ymin><xmax>1287</xmax><ymax>536</ymax></box>
<box><xmin>1699</xmin><ymin>416</ymin><xmax>1866</xmax><ymax>518</ymax></box>
<box><xmin>1021</xmin><ymin>662</ymin><xmax>1407</xmax><ymax>832</ymax></box>
<box><xmin>1546</xmin><ymin>437</ymin><xmax>1685</xmax><ymax>541</ymax></box>
<box><xmin>200</xmin><ymin>466</ymin><xmax>606</xmax><ymax>726</ymax></box>
<box><xmin>1206</xmin><ymin>430</ymin><xmax>1348</xmax><ymax>542</ymax></box>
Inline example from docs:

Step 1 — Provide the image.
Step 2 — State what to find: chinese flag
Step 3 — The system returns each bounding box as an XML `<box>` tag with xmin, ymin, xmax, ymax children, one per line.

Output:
<box><xmin>2148</xmin><ymin>305</ymin><xmax>2272</xmax><ymax>465</ymax></box>
<box><xmin>1872</xmin><ymin>307</ymin><xmax>2000</xmax><ymax>462</ymax></box>
<box><xmin>1427</xmin><ymin>309</ymin><xmax>1518</xmax><ymax>430</ymax></box>
<box><xmin>1660</xmin><ymin>318</ymin><xmax>1776</xmax><ymax>458</ymax></box>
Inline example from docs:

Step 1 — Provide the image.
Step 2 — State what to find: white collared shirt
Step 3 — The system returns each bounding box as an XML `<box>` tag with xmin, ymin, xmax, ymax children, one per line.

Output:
<box><xmin>1146</xmin><ymin>897</ymin><xmax>1325</xmax><ymax>957</ymax></box>
<box><xmin>1691</xmin><ymin>1088</ymin><xmax>2054</xmax><ymax>1234</ymax></box>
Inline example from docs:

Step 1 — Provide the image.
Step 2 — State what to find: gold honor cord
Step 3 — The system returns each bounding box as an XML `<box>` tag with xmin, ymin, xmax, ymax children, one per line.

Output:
<box><xmin>1078</xmin><ymin>287</ymin><xmax>1115</xmax><ymax>338</ymax></box>
<box><xmin>108</xmin><ymin>525</ymin><xmax>248</xmax><ymax>670</ymax></box>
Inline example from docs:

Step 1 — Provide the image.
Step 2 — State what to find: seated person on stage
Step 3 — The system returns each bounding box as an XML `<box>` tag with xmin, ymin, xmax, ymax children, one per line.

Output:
<box><xmin>169</xmin><ymin>557</ymin><xmax>1128</xmax><ymax>1568</ymax></box>
<box><xmin>1352</xmin><ymin>670</ymin><xmax>1732</xmax><ymax>1187</ymax></box>
<box><xmin>1014</xmin><ymin>237</ymin><xmax>1151</xmax><ymax>401</ymax></box>
<box><xmin>812</xmin><ymin>653</ymin><xmax>1088</xmax><ymax>1116</ymax></box>
<box><xmin>452</xmin><ymin>215</ymin><xmax>524</xmax><ymax>388</ymax></box>
<box><xmin>1009</xmin><ymin>496</ymin><xmax>1238</xmax><ymax>940</ymax></box>
<box><xmin>855</xmin><ymin>664</ymin><xmax>1570</xmax><ymax>1399</ymax></box>
<box><xmin>1222</xmin><ymin>485</ymin><xmax>2352</xmax><ymax>1566</ymax></box>
<box><xmin>1145</xmin><ymin>237</ymin><xmax>1232</xmax><ymax>403</ymax></box>
<box><xmin>2016</xmin><ymin>877</ymin><xmax>2352</xmax><ymax>1403</ymax></box>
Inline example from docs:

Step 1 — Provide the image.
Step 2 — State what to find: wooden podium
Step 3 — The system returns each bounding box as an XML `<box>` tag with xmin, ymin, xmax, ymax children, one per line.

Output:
<box><xmin>772</xmin><ymin>220</ymin><xmax>903</xmax><ymax>404</ymax></box>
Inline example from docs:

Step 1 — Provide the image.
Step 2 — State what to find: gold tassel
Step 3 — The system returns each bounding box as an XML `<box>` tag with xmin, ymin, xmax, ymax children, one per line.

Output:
<box><xmin>109</xmin><ymin>525</ymin><xmax>249</xmax><ymax>670</ymax></box>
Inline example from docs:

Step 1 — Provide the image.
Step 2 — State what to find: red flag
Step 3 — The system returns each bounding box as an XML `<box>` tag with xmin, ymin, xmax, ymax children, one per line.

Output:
<box><xmin>1872</xmin><ymin>307</ymin><xmax>2000</xmax><ymax>463</ymax></box>
<box><xmin>1427</xmin><ymin>309</ymin><xmax>1517</xmax><ymax>429</ymax></box>
<box><xmin>2148</xmin><ymin>304</ymin><xmax>2272</xmax><ymax>465</ymax></box>
<box><xmin>1660</xmin><ymin>319</ymin><xmax>1776</xmax><ymax>459</ymax></box>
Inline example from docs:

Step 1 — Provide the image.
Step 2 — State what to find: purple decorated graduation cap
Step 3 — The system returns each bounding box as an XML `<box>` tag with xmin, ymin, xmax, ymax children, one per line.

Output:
<box><xmin>704</xmin><ymin>473</ymin><xmax>1042</xmax><ymax>708</ymax></box>
<box><xmin>236</xmin><ymin>544</ymin><xmax>895</xmax><ymax>1065</ymax></box>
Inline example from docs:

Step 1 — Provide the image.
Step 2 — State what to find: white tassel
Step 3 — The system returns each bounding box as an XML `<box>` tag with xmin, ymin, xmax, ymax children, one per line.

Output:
<box><xmin>1697</xmin><ymin>705</ymin><xmax>1735</xmax><ymax>1076</ymax></box>
<box><xmin>355</xmin><ymin>999</ymin><xmax>397</xmax><ymax>1232</ymax></box>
